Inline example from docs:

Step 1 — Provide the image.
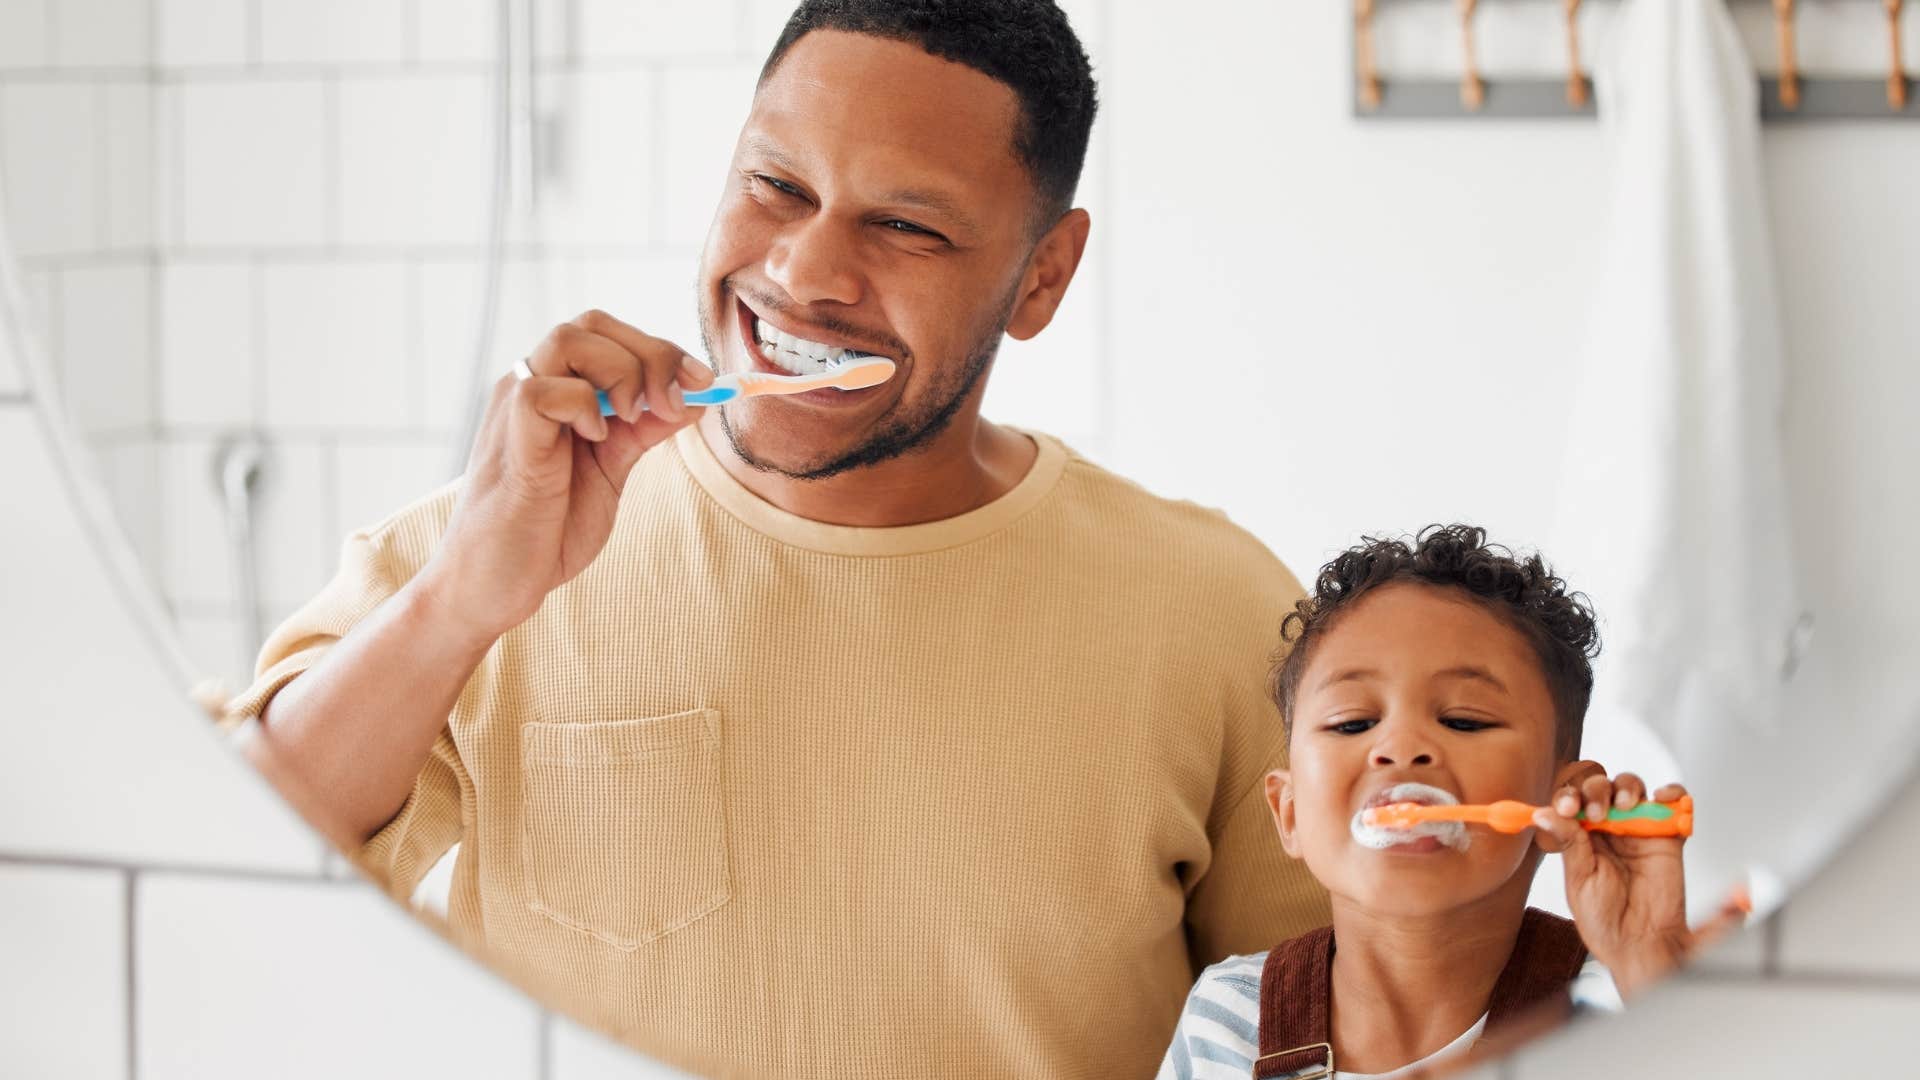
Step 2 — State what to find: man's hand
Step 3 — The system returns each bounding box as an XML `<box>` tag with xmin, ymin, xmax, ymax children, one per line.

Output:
<box><xmin>421</xmin><ymin>309</ymin><xmax>715</xmax><ymax>644</ymax></box>
<box><xmin>1532</xmin><ymin>771</ymin><xmax>1693</xmax><ymax>999</ymax></box>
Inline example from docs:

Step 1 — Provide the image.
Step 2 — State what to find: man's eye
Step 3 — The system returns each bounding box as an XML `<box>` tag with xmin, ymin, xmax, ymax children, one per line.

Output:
<box><xmin>879</xmin><ymin>219</ymin><xmax>940</xmax><ymax>239</ymax></box>
<box><xmin>1328</xmin><ymin>718</ymin><xmax>1377</xmax><ymax>735</ymax></box>
<box><xmin>755</xmin><ymin>175</ymin><xmax>802</xmax><ymax>197</ymax></box>
<box><xmin>1441</xmin><ymin>717</ymin><xmax>1492</xmax><ymax>732</ymax></box>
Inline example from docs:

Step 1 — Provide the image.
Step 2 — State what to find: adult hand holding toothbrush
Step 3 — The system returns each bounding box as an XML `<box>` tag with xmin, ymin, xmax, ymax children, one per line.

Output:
<box><xmin>240</xmin><ymin>310</ymin><xmax>713</xmax><ymax>850</ymax></box>
<box><xmin>432</xmin><ymin>310</ymin><xmax>716</xmax><ymax>643</ymax></box>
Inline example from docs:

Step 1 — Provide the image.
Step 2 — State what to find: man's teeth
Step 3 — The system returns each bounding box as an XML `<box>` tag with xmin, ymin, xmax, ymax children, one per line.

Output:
<box><xmin>753</xmin><ymin>317</ymin><xmax>869</xmax><ymax>374</ymax></box>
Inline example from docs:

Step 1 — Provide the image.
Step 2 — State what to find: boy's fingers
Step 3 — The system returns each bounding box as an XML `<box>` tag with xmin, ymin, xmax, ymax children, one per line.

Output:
<box><xmin>1612</xmin><ymin>772</ymin><xmax>1647</xmax><ymax>808</ymax></box>
<box><xmin>1653</xmin><ymin>782</ymin><xmax>1688</xmax><ymax>802</ymax></box>
<box><xmin>1535</xmin><ymin>807</ymin><xmax>1596</xmax><ymax>880</ymax></box>
<box><xmin>1554</xmin><ymin>787</ymin><xmax>1582</xmax><ymax>818</ymax></box>
<box><xmin>1578</xmin><ymin>773</ymin><xmax>1614</xmax><ymax>824</ymax></box>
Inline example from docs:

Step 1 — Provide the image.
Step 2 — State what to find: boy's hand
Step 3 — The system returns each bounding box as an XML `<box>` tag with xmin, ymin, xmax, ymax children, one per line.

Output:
<box><xmin>1532</xmin><ymin>773</ymin><xmax>1692</xmax><ymax>999</ymax></box>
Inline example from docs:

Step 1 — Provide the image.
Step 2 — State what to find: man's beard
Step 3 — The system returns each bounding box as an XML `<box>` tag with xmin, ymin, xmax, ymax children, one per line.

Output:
<box><xmin>697</xmin><ymin>281</ymin><xmax>1016</xmax><ymax>482</ymax></box>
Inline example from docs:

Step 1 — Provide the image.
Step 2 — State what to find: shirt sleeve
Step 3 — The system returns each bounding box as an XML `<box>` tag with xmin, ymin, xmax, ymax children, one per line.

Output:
<box><xmin>217</xmin><ymin>528</ymin><xmax>409</xmax><ymax>732</ymax></box>
<box><xmin>1182</xmin><ymin>544</ymin><xmax>1332</xmax><ymax>968</ymax></box>
<box><xmin>1157</xmin><ymin>955</ymin><xmax>1264</xmax><ymax>1080</ymax></box>
<box><xmin>217</xmin><ymin>510</ymin><xmax>470</xmax><ymax>899</ymax></box>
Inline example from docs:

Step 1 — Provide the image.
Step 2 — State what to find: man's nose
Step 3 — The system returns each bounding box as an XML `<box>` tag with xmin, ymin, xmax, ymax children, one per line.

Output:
<box><xmin>765</xmin><ymin>218</ymin><xmax>863</xmax><ymax>307</ymax></box>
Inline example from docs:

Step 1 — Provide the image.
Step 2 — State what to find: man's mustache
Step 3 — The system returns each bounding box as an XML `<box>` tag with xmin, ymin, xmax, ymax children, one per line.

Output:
<box><xmin>728</xmin><ymin>278</ymin><xmax>909</xmax><ymax>360</ymax></box>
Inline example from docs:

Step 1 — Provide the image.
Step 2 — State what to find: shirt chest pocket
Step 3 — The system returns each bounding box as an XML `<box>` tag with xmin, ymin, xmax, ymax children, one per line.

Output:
<box><xmin>519</xmin><ymin>708</ymin><xmax>731</xmax><ymax>950</ymax></box>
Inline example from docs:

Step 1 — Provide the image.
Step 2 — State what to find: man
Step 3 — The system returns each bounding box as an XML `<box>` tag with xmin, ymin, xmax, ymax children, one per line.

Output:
<box><xmin>229</xmin><ymin>2</ymin><xmax>1329</xmax><ymax>1076</ymax></box>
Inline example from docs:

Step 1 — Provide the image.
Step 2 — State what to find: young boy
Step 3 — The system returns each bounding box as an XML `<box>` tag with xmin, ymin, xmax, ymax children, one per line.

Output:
<box><xmin>1159</xmin><ymin>524</ymin><xmax>1704</xmax><ymax>1080</ymax></box>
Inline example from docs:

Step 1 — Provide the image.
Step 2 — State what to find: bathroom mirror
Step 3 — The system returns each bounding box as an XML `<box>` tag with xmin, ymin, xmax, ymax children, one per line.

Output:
<box><xmin>3</xmin><ymin>0</ymin><xmax>1917</xmax><ymax>1076</ymax></box>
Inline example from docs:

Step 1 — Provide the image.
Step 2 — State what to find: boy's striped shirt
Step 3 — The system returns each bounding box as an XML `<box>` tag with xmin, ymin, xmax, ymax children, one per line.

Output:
<box><xmin>1156</xmin><ymin>952</ymin><xmax>1620</xmax><ymax>1080</ymax></box>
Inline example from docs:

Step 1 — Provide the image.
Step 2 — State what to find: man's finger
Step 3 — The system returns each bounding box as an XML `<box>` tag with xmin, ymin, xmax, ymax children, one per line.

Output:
<box><xmin>566</xmin><ymin>310</ymin><xmax>708</xmax><ymax>419</ymax></box>
<box><xmin>516</xmin><ymin>376</ymin><xmax>608</xmax><ymax>445</ymax></box>
<box><xmin>528</xmin><ymin>321</ymin><xmax>649</xmax><ymax>422</ymax></box>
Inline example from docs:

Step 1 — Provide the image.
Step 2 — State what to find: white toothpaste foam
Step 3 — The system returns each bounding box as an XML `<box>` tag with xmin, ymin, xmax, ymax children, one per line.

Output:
<box><xmin>1350</xmin><ymin>781</ymin><xmax>1471</xmax><ymax>851</ymax></box>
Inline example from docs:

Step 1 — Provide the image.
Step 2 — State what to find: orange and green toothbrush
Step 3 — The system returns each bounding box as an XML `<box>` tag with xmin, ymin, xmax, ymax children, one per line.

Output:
<box><xmin>1363</xmin><ymin>795</ymin><xmax>1693</xmax><ymax>838</ymax></box>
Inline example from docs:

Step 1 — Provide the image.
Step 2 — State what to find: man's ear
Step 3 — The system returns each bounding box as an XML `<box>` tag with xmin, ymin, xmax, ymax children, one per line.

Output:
<box><xmin>1265</xmin><ymin>769</ymin><xmax>1302</xmax><ymax>858</ymax></box>
<box><xmin>1005</xmin><ymin>208</ymin><xmax>1091</xmax><ymax>341</ymax></box>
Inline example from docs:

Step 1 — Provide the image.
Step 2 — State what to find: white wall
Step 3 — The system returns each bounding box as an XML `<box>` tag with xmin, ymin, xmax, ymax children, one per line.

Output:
<box><xmin>3</xmin><ymin>0</ymin><xmax>1918</xmax><ymax>1077</ymax></box>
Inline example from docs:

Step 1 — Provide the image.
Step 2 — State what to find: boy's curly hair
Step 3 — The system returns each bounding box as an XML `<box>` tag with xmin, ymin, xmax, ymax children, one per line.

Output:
<box><xmin>1270</xmin><ymin>524</ymin><xmax>1601</xmax><ymax>761</ymax></box>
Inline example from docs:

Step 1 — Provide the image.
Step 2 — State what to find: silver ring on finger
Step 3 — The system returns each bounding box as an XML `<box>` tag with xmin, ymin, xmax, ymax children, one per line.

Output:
<box><xmin>512</xmin><ymin>357</ymin><xmax>536</xmax><ymax>382</ymax></box>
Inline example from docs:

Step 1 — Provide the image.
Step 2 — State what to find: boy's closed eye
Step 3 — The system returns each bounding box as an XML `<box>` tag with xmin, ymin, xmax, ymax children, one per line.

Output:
<box><xmin>1319</xmin><ymin>717</ymin><xmax>1501</xmax><ymax>735</ymax></box>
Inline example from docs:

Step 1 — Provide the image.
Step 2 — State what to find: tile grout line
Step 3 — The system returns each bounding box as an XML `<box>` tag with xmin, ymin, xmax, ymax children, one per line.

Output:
<box><xmin>538</xmin><ymin>1009</ymin><xmax>554</xmax><ymax>1080</ymax></box>
<box><xmin>0</xmin><ymin>850</ymin><xmax>344</xmax><ymax>885</ymax></box>
<box><xmin>650</xmin><ymin>63</ymin><xmax>668</xmax><ymax>248</ymax></box>
<box><xmin>125</xmin><ymin>868</ymin><xmax>139</xmax><ymax>1080</ymax></box>
<box><xmin>246</xmin><ymin>0</ymin><xmax>262</xmax><ymax>69</ymax></box>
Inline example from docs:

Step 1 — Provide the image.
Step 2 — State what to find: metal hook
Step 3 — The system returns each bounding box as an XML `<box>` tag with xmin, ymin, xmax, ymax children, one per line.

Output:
<box><xmin>1889</xmin><ymin>0</ymin><xmax>1909</xmax><ymax>110</ymax></box>
<box><xmin>1774</xmin><ymin>0</ymin><xmax>1801</xmax><ymax>111</ymax></box>
<box><xmin>1459</xmin><ymin>0</ymin><xmax>1485</xmax><ymax>111</ymax></box>
<box><xmin>1356</xmin><ymin>0</ymin><xmax>1382</xmax><ymax>111</ymax></box>
<box><xmin>1565</xmin><ymin>0</ymin><xmax>1590</xmax><ymax>108</ymax></box>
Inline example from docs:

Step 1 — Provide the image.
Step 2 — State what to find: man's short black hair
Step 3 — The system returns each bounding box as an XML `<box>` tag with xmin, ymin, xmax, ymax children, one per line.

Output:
<box><xmin>760</xmin><ymin>0</ymin><xmax>1098</xmax><ymax>228</ymax></box>
<box><xmin>1269</xmin><ymin>524</ymin><xmax>1601</xmax><ymax>761</ymax></box>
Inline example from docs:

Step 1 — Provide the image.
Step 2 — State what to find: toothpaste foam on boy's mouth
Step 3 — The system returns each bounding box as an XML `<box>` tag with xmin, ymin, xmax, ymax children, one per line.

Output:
<box><xmin>1350</xmin><ymin>782</ymin><xmax>1471</xmax><ymax>851</ymax></box>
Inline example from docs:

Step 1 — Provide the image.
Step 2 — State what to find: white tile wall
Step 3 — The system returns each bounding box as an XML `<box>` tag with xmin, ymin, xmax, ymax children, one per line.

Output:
<box><xmin>743</xmin><ymin>0</ymin><xmax>798</xmax><ymax>53</ymax></box>
<box><xmin>573</xmin><ymin>254</ymin><xmax>704</xmax><ymax>356</ymax></box>
<box><xmin>0</xmin><ymin>863</ymin><xmax>127</xmax><ymax>1080</ymax></box>
<box><xmin>0</xmin><ymin>317</ymin><xmax>21</xmax><ymax>394</ymax></box>
<box><xmin>334</xmin><ymin>439</ymin><xmax>453</xmax><ymax>535</ymax></box>
<box><xmin>657</xmin><ymin>62</ymin><xmax>758</xmax><ymax>251</ymax></box>
<box><xmin>171</xmin><ymin>609</ymin><xmax>249</xmax><ymax>692</ymax></box>
<box><xmin>56</xmin><ymin>262</ymin><xmax>153</xmax><ymax>436</ymax></box>
<box><xmin>575</xmin><ymin>0</ymin><xmax>743</xmax><ymax>60</ymax></box>
<box><xmin>260</xmin><ymin>260</ymin><xmax>412</xmax><ymax>429</ymax></box>
<box><xmin>338</xmin><ymin>74</ymin><xmax>491</xmax><ymax>247</ymax></box>
<box><xmin>174</xmin><ymin>80</ymin><xmax>329</xmax><ymax>248</ymax></box>
<box><xmin>258</xmin><ymin>0</ymin><xmax>407</xmax><ymax>66</ymax></box>
<box><xmin>251</xmin><ymin>437</ymin><xmax>338</xmax><ymax>613</ymax></box>
<box><xmin>550</xmin><ymin>1015</ymin><xmax>698</xmax><ymax>1080</ymax></box>
<box><xmin>0</xmin><ymin>81</ymin><xmax>101</xmax><ymax>258</ymax></box>
<box><xmin>0</xmin><ymin>408</ymin><xmax>323</xmax><ymax>872</ymax></box>
<box><xmin>0</xmin><ymin>0</ymin><xmax>51</xmax><ymax>71</ymax></box>
<box><xmin>159</xmin><ymin>260</ymin><xmax>256</xmax><ymax>427</ymax></box>
<box><xmin>160</xmin><ymin>431</ymin><xmax>337</xmax><ymax>618</ymax></box>
<box><xmin>91</xmin><ymin>434</ymin><xmax>168</xmax><ymax>585</ymax></box>
<box><xmin>136</xmin><ymin>874</ymin><xmax>542</xmax><ymax>1080</ymax></box>
<box><xmin>414</xmin><ymin>0</ymin><xmax>496</xmax><ymax>65</ymax></box>
<box><xmin>418</xmin><ymin>255</ymin><xmax>578</xmax><ymax>433</ymax></box>
<box><xmin>161</xmin><ymin>433</ymin><xmax>237</xmax><ymax>609</ymax></box>
<box><xmin>49</xmin><ymin>0</ymin><xmax>150</xmax><ymax>70</ymax></box>
<box><xmin>101</xmin><ymin>81</ymin><xmax>157</xmax><ymax>251</ymax></box>
<box><xmin>535</xmin><ymin>69</ymin><xmax>658</xmax><ymax>248</ymax></box>
<box><xmin>156</xmin><ymin>0</ymin><xmax>251</xmax><ymax>68</ymax></box>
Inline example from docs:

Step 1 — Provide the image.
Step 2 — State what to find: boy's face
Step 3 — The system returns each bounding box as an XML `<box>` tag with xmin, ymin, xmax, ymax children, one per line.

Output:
<box><xmin>1267</xmin><ymin>582</ymin><xmax>1583</xmax><ymax>917</ymax></box>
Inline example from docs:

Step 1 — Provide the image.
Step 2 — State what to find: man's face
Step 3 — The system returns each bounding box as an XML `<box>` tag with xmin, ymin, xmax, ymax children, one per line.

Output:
<box><xmin>696</xmin><ymin>30</ymin><xmax>1044</xmax><ymax>479</ymax></box>
<box><xmin>1269</xmin><ymin>583</ymin><xmax>1568</xmax><ymax>918</ymax></box>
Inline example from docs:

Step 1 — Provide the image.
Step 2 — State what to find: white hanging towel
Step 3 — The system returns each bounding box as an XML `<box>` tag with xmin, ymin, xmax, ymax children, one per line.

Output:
<box><xmin>1554</xmin><ymin>0</ymin><xmax>1808</xmax><ymax>914</ymax></box>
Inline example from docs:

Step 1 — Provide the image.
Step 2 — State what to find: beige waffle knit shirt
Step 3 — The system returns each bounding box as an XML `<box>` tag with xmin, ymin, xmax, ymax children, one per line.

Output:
<box><xmin>226</xmin><ymin>425</ymin><xmax>1330</xmax><ymax>1079</ymax></box>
